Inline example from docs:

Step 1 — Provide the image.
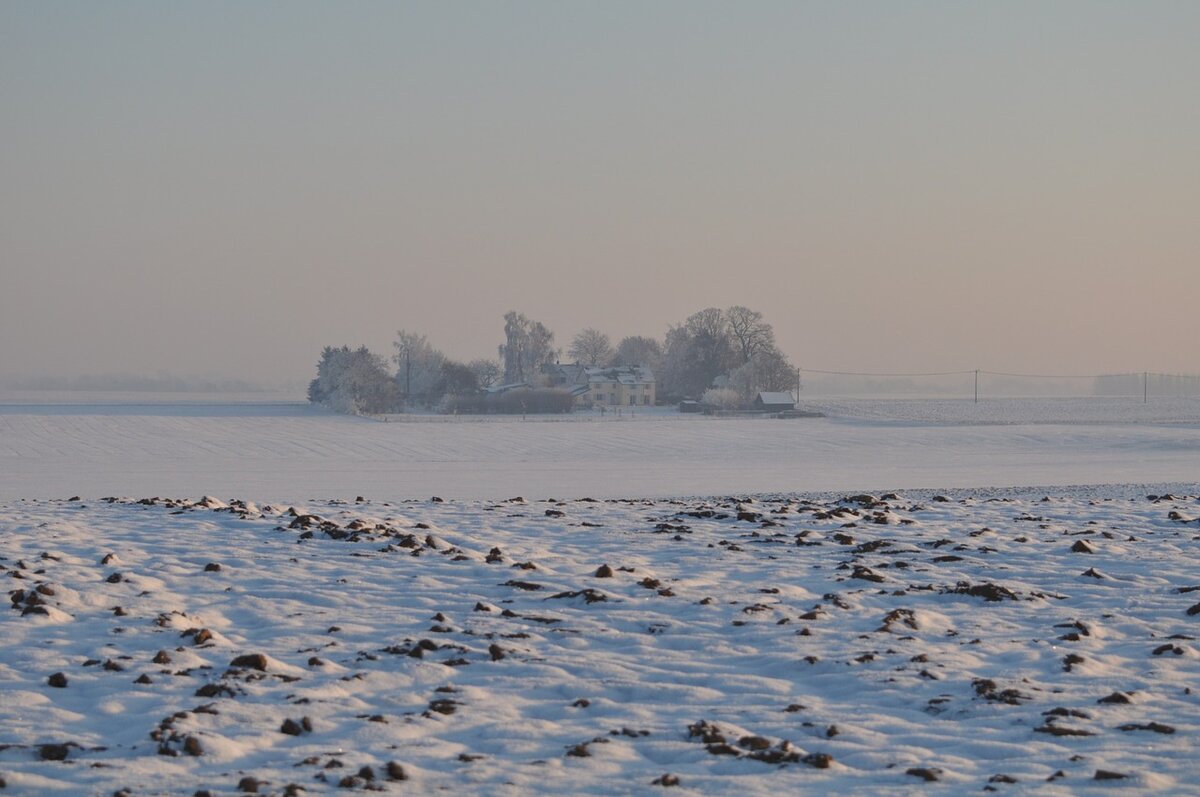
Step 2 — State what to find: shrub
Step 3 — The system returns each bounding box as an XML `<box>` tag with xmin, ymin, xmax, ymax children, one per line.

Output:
<box><xmin>440</xmin><ymin>388</ymin><xmax>575</xmax><ymax>414</ymax></box>
<box><xmin>701</xmin><ymin>387</ymin><xmax>742</xmax><ymax>411</ymax></box>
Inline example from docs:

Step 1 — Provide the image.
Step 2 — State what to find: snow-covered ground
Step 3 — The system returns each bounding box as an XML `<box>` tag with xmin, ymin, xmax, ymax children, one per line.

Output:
<box><xmin>1</xmin><ymin>397</ymin><xmax>1198</xmax><ymax>500</ymax></box>
<box><xmin>2</xmin><ymin>491</ymin><xmax>1200</xmax><ymax>794</ymax></box>
<box><xmin>809</xmin><ymin>397</ymin><xmax>1200</xmax><ymax>426</ymax></box>
<box><xmin>2</xmin><ymin>397</ymin><xmax>1198</xmax><ymax>793</ymax></box>
<box><xmin>0</xmin><ymin>391</ymin><xmax>303</xmax><ymax>407</ymax></box>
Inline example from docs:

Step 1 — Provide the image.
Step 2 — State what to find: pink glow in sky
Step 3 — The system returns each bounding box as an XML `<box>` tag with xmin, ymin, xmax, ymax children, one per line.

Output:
<box><xmin>2</xmin><ymin>2</ymin><xmax>1197</xmax><ymax>385</ymax></box>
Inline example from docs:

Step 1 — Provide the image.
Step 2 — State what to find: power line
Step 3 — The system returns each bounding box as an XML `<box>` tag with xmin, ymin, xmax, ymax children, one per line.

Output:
<box><xmin>981</xmin><ymin>370</ymin><xmax>1102</xmax><ymax>379</ymax></box>
<box><xmin>799</xmin><ymin>367</ymin><xmax>976</xmax><ymax>378</ymax></box>
<box><xmin>800</xmin><ymin>367</ymin><xmax>1198</xmax><ymax>380</ymax></box>
<box><xmin>793</xmin><ymin>365</ymin><xmax>1200</xmax><ymax>403</ymax></box>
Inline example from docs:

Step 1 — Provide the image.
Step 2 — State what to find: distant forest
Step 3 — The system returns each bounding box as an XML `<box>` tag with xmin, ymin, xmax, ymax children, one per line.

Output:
<box><xmin>4</xmin><ymin>373</ymin><xmax>270</xmax><ymax>393</ymax></box>
<box><xmin>308</xmin><ymin>306</ymin><xmax>799</xmax><ymax>415</ymax></box>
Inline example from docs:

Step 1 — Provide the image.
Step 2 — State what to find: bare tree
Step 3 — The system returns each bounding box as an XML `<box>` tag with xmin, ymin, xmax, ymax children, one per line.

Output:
<box><xmin>726</xmin><ymin>305</ymin><xmax>776</xmax><ymax>364</ymax></box>
<box><xmin>526</xmin><ymin>320</ymin><xmax>556</xmax><ymax>381</ymax></box>
<box><xmin>468</xmin><ymin>359</ymin><xmax>502</xmax><ymax>388</ymax></box>
<box><xmin>610</xmin><ymin>335</ymin><xmax>663</xmax><ymax>371</ymax></box>
<box><xmin>660</xmin><ymin>308</ymin><xmax>737</xmax><ymax>398</ymax></box>
<box><xmin>393</xmin><ymin>330</ymin><xmax>445</xmax><ymax>404</ymax></box>
<box><xmin>687</xmin><ymin>306</ymin><xmax>728</xmax><ymax>342</ymax></box>
<box><xmin>568</xmin><ymin>328</ymin><xmax>613</xmax><ymax>365</ymax></box>
<box><xmin>500</xmin><ymin>311</ymin><xmax>526</xmax><ymax>385</ymax></box>
<box><xmin>499</xmin><ymin>312</ymin><xmax>557</xmax><ymax>384</ymax></box>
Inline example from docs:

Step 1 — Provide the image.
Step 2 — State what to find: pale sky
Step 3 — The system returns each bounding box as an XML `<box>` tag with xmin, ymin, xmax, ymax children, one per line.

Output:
<box><xmin>2</xmin><ymin>1</ymin><xmax>1198</xmax><ymax>386</ymax></box>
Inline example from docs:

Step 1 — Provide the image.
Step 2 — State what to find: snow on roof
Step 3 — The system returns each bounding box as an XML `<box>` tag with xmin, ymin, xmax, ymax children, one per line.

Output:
<box><xmin>757</xmin><ymin>391</ymin><xmax>796</xmax><ymax>405</ymax></box>
<box><xmin>485</xmin><ymin>382</ymin><xmax>530</xmax><ymax>394</ymax></box>
<box><xmin>583</xmin><ymin>366</ymin><xmax>655</xmax><ymax>385</ymax></box>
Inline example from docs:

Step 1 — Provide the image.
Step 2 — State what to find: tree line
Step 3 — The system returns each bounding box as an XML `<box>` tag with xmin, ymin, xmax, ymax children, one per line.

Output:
<box><xmin>307</xmin><ymin>306</ymin><xmax>797</xmax><ymax>415</ymax></box>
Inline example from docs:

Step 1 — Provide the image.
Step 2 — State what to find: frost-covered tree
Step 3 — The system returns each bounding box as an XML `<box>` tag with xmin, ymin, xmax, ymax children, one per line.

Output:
<box><xmin>610</xmin><ymin>335</ymin><xmax>663</xmax><ymax>372</ymax></box>
<box><xmin>308</xmin><ymin>345</ymin><xmax>398</xmax><ymax>415</ymax></box>
<box><xmin>727</xmin><ymin>347</ymin><xmax>798</xmax><ymax>404</ymax></box>
<box><xmin>307</xmin><ymin>346</ymin><xmax>341</xmax><ymax>405</ymax></box>
<box><xmin>393</xmin><ymin>330</ymin><xmax>445</xmax><ymax>405</ymax></box>
<box><xmin>498</xmin><ymin>312</ymin><xmax>557</xmax><ymax>384</ymax></box>
<box><xmin>701</xmin><ymin>387</ymin><xmax>742</xmax><ymax>411</ymax></box>
<box><xmin>468</xmin><ymin>359</ymin><xmax>502</xmax><ymax>389</ymax></box>
<box><xmin>659</xmin><ymin>305</ymin><xmax>789</xmax><ymax>399</ymax></box>
<box><xmin>500</xmin><ymin>312</ymin><xmax>525</xmax><ymax>384</ymax></box>
<box><xmin>660</xmin><ymin>308</ymin><xmax>738</xmax><ymax>399</ymax></box>
<box><xmin>568</xmin><ymin>328</ymin><xmax>613</xmax><ymax>366</ymax></box>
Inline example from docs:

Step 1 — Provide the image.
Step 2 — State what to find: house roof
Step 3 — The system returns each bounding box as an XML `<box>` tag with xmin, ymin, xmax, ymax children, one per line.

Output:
<box><xmin>542</xmin><ymin>362</ymin><xmax>587</xmax><ymax>378</ymax></box>
<box><xmin>485</xmin><ymin>382</ymin><xmax>531</xmax><ymax>394</ymax></box>
<box><xmin>757</xmin><ymin>391</ymin><xmax>796</xmax><ymax>405</ymax></box>
<box><xmin>583</xmin><ymin>365</ymin><xmax>655</xmax><ymax>385</ymax></box>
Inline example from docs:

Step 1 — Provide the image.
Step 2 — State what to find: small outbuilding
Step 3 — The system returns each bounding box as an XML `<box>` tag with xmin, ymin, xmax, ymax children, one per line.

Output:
<box><xmin>753</xmin><ymin>391</ymin><xmax>796</xmax><ymax>412</ymax></box>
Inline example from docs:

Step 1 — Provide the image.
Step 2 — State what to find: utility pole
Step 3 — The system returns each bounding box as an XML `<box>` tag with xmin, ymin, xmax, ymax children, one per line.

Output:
<box><xmin>1144</xmin><ymin>371</ymin><xmax>1148</xmax><ymax>404</ymax></box>
<box><xmin>974</xmin><ymin>369</ymin><xmax>979</xmax><ymax>404</ymax></box>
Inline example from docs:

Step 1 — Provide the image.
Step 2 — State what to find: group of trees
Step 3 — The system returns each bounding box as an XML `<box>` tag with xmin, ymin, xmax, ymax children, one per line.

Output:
<box><xmin>308</xmin><ymin>305</ymin><xmax>796</xmax><ymax>415</ymax></box>
<box><xmin>556</xmin><ymin>306</ymin><xmax>795</xmax><ymax>403</ymax></box>
<box><xmin>391</xmin><ymin>331</ymin><xmax>503</xmax><ymax>405</ymax></box>
<box><xmin>560</xmin><ymin>306</ymin><xmax>797</xmax><ymax>405</ymax></box>
<box><xmin>306</xmin><ymin>346</ymin><xmax>398</xmax><ymax>415</ymax></box>
<box><xmin>308</xmin><ymin>338</ymin><xmax>496</xmax><ymax>415</ymax></box>
<box><xmin>660</xmin><ymin>306</ymin><xmax>796</xmax><ymax>404</ymax></box>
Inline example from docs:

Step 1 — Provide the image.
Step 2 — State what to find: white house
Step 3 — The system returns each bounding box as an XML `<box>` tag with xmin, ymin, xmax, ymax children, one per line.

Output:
<box><xmin>542</xmin><ymin>363</ymin><xmax>657</xmax><ymax>407</ymax></box>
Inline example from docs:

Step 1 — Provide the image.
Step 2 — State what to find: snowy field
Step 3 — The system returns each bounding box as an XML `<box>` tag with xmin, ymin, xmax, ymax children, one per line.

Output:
<box><xmin>2</xmin><ymin>397</ymin><xmax>1199</xmax><ymax>794</ymax></box>
<box><xmin>1</xmin><ymin>397</ymin><xmax>1199</xmax><ymax>500</ymax></box>
<box><xmin>3</xmin><ymin>491</ymin><xmax>1200</xmax><ymax>794</ymax></box>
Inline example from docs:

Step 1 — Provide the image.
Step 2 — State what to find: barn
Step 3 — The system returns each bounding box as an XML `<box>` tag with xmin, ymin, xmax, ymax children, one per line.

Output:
<box><xmin>753</xmin><ymin>391</ymin><xmax>796</xmax><ymax>412</ymax></box>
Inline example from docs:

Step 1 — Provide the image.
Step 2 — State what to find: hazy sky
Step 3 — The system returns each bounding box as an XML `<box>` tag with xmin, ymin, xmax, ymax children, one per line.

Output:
<box><xmin>3</xmin><ymin>1</ymin><xmax>1198</xmax><ymax>386</ymax></box>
